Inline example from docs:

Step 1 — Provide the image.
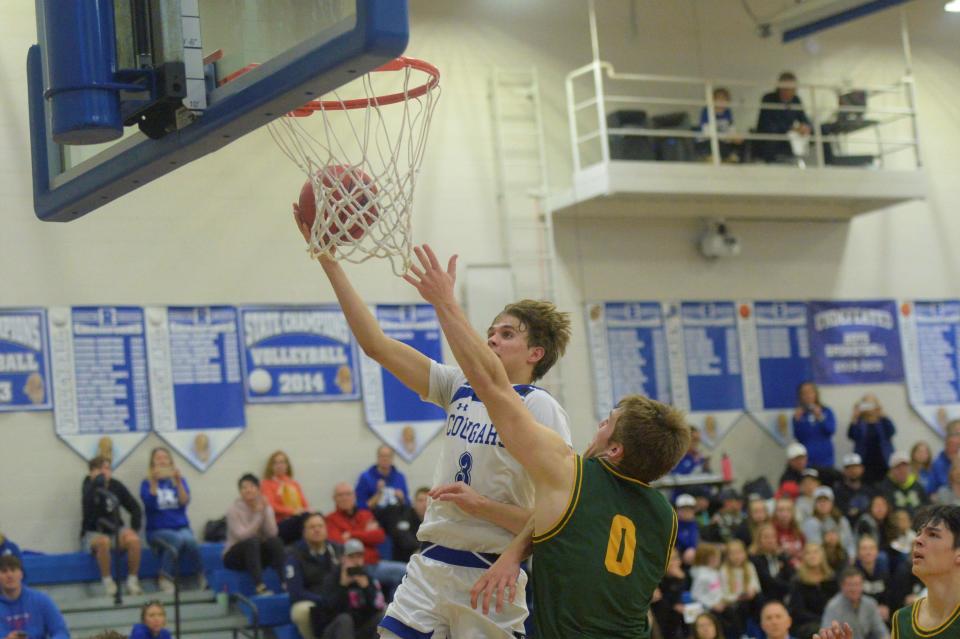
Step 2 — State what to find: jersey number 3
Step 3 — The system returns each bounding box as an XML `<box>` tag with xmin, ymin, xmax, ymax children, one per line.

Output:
<box><xmin>455</xmin><ymin>452</ymin><xmax>473</xmax><ymax>485</ymax></box>
<box><xmin>604</xmin><ymin>514</ymin><xmax>637</xmax><ymax>576</ymax></box>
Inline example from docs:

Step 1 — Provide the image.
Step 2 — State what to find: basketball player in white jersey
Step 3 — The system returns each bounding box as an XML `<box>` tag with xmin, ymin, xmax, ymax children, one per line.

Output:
<box><xmin>294</xmin><ymin>213</ymin><xmax>572</xmax><ymax>638</ymax></box>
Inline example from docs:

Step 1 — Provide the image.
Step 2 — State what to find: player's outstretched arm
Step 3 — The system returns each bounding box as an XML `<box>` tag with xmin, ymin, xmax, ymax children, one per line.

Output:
<box><xmin>295</xmin><ymin>210</ymin><xmax>431</xmax><ymax>397</ymax></box>
<box><xmin>429</xmin><ymin>482</ymin><xmax>531</xmax><ymax>534</ymax></box>
<box><xmin>403</xmin><ymin>245</ymin><xmax>572</xmax><ymax>486</ymax></box>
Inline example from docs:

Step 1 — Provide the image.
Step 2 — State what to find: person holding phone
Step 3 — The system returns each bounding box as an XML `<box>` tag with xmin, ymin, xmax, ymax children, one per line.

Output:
<box><xmin>0</xmin><ymin>555</ymin><xmax>68</xmax><ymax>639</ymax></box>
<box><xmin>319</xmin><ymin>539</ymin><xmax>386</xmax><ymax>639</ymax></box>
<box><xmin>848</xmin><ymin>395</ymin><xmax>897</xmax><ymax>485</ymax></box>
<box><xmin>793</xmin><ymin>382</ymin><xmax>837</xmax><ymax>476</ymax></box>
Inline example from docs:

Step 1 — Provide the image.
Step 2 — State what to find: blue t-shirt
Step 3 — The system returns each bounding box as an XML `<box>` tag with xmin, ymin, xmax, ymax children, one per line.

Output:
<box><xmin>792</xmin><ymin>406</ymin><xmax>836</xmax><ymax>468</ymax></box>
<box><xmin>140</xmin><ymin>477</ymin><xmax>191</xmax><ymax>531</ymax></box>
<box><xmin>0</xmin><ymin>587</ymin><xmax>68</xmax><ymax>639</ymax></box>
<box><xmin>130</xmin><ymin>623</ymin><xmax>172</xmax><ymax>639</ymax></box>
<box><xmin>355</xmin><ymin>465</ymin><xmax>409</xmax><ymax>510</ymax></box>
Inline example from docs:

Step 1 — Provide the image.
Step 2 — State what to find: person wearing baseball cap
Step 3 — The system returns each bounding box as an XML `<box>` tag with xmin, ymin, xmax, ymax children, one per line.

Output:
<box><xmin>674</xmin><ymin>494</ymin><xmax>699</xmax><ymax>563</ymax></box>
<box><xmin>802</xmin><ymin>485</ymin><xmax>855</xmax><ymax>559</ymax></box>
<box><xmin>329</xmin><ymin>537</ymin><xmax>386</xmax><ymax>637</ymax></box>
<box><xmin>833</xmin><ymin>453</ymin><xmax>872</xmax><ymax>523</ymax></box>
<box><xmin>878</xmin><ymin>451</ymin><xmax>929</xmax><ymax>517</ymax></box>
<box><xmin>779</xmin><ymin>442</ymin><xmax>809</xmax><ymax>489</ymax></box>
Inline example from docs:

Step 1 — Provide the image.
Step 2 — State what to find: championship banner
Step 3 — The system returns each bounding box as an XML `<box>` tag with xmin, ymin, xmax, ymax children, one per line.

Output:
<box><xmin>48</xmin><ymin>306</ymin><xmax>151</xmax><ymax>465</ymax></box>
<box><xmin>0</xmin><ymin>308</ymin><xmax>52</xmax><ymax>412</ymax></box>
<box><xmin>738</xmin><ymin>301</ymin><xmax>813</xmax><ymax>444</ymax></box>
<box><xmin>808</xmin><ymin>300</ymin><xmax>903</xmax><ymax>385</ymax></box>
<box><xmin>359</xmin><ymin>305</ymin><xmax>445</xmax><ymax>462</ymax></box>
<box><xmin>666</xmin><ymin>301</ymin><xmax>745</xmax><ymax>447</ymax></box>
<box><xmin>238</xmin><ymin>305</ymin><xmax>361</xmax><ymax>403</ymax></box>
<box><xmin>585</xmin><ymin>301</ymin><xmax>671</xmax><ymax>421</ymax></box>
<box><xmin>146</xmin><ymin>306</ymin><xmax>247</xmax><ymax>471</ymax></box>
<box><xmin>899</xmin><ymin>300</ymin><xmax>960</xmax><ymax>436</ymax></box>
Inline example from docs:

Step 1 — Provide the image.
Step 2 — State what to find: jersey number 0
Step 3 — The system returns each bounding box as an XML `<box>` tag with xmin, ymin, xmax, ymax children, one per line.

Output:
<box><xmin>604</xmin><ymin>514</ymin><xmax>637</xmax><ymax>576</ymax></box>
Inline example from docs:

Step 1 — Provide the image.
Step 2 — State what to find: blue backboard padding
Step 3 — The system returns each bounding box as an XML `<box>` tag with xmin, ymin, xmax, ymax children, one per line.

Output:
<box><xmin>29</xmin><ymin>0</ymin><xmax>409</xmax><ymax>222</ymax></box>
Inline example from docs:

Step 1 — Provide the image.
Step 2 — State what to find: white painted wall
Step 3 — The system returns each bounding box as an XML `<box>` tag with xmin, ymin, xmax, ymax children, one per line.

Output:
<box><xmin>0</xmin><ymin>1</ymin><xmax>958</xmax><ymax>552</ymax></box>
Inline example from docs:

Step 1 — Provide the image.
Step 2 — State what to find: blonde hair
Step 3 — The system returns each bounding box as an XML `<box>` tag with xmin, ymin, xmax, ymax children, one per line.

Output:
<box><xmin>749</xmin><ymin>522</ymin><xmax>777</xmax><ymax>555</ymax></box>
<box><xmin>693</xmin><ymin>543</ymin><xmax>722</xmax><ymax>567</ymax></box>
<box><xmin>796</xmin><ymin>543</ymin><xmax>833</xmax><ymax>584</ymax></box>
<box><xmin>722</xmin><ymin>539</ymin><xmax>751</xmax><ymax>595</ymax></box>
<box><xmin>498</xmin><ymin>300</ymin><xmax>571</xmax><ymax>381</ymax></box>
<box><xmin>264</xmin><ymin>450</ymin><xmax>293</xmax><ymax>479</ymax></box>
<box><xmin>610</xmin><ymin>395</ymin><xmax>690</xmax><ymax>483</ymax></box>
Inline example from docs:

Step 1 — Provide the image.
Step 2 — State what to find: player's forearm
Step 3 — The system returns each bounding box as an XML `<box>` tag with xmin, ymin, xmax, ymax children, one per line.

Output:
<box><xmin>432</xmin><ymin>299</ymin><xmax>511</xmax><ymax>403</ymax></box>
<box><xmin>503</xmin><ymin>515</ymin><xmax>535</xmax><ymax>562</ymax></box>
<box><xmin>321</xmin><ymin>259</ymin><xmax>389</xmax><ymax>356</ymax></box>
<box><xmin>473</xmin><ymin>500</ymin><xmax>532</xmax><ymax>536</ymax></box>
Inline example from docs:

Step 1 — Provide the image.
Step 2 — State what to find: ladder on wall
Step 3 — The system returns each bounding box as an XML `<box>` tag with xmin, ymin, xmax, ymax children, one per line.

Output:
<box><xmin>489</xmin><ymin>67</ymin><xmax>565</xmax><ymax>402</ymax></box>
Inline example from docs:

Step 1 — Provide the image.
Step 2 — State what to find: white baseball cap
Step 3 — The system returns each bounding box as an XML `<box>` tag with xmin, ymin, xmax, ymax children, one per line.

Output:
<box><xmin>889</xmin><ymin>451</ymin><xmax>910</xmax><ymax>467</ymax></box>
<box><xmin>675</xmin><ymin>494</ymin><xmax>696</xmax><ymax>509</ymax></box>
<box><xmin>813</xmin><ymin>486</ymin><xmax>835</xmax><ymax>501</ymax></box>
<box><xmin>842</xmin><ymin>453</ymin><xmax>863</xmax><ymax>467</ymax></box>
<box><xmin>786</xmin><ymin>442</ymin><xmax>808</xmax><ymax>460</ymax></box>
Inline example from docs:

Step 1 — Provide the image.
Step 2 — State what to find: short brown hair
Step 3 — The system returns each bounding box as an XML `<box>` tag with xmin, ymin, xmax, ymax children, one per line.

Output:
<box><xmin>0</xmin><ymin>554</ymin><xmax>22</xmax><ymax>571</ymax></box>
<box><xmin>498</xmin><ymin>300</ymin><xmax>571</xmax><ymax>382</ymax></box>
<box><xmin>88</xmin><ymin>456</ymin><xmax>110</xmax><ymax>472</ymax></box>
<box><xmin>263</xmin><ymin>450</ymin><xmax>293</xmax><ymax>479</ymax></box>
<box><xmin>610</xmin><ymin>395</ymin><xmax>690</xmax><ymax>483</ymax></box>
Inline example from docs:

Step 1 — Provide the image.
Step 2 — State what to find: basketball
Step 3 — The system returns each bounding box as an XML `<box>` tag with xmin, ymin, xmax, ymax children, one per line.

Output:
<box><xmin>297</xmin><ymin>164</ymin><xmax>379</xmax><ymax>245</ymax></box>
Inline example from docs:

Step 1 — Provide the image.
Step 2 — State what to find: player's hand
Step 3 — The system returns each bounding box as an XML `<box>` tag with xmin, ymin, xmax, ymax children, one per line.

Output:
<box><xmin>402</xmin><ymin>245</ymin><xmax>458</xmax><ymax>307</ymax></box>
<box><xmin>470</xmin><ymin>555</ymin><xmax>521</xmax><ymax>615</ymax></box>
<box><xmin>813</xmin><ymin>621</ymin><xmax>853</xmax><ymax>639</ymax></box>
<box><xmin>292</xmin><ymin>205</ymin><xmax>310</xmax><ymax>243</ymax></box>
<box><xmin>429</xmin><ymin>482</ymin><xmax>485</xmax><ymax>517</ymax></box>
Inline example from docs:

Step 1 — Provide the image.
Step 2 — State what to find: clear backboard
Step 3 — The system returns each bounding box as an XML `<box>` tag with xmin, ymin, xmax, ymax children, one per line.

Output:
<box><xmin>27</xmin><ymin>0</ymin><xmax>408</xmax><ymax>222</ymax></box>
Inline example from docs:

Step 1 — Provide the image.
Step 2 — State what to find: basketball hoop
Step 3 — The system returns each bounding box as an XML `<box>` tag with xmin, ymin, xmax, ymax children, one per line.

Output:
<box><xmin>264</xmin><ymin>56</ymin><xmax>441</xmax><ymax>275</ymax></box>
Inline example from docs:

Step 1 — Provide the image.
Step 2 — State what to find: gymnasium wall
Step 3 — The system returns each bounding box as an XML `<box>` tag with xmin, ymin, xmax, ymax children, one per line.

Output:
<box><xmin>0</xmin><ymin>0</ymin><xmax>957</xmax><ymax>551</ymax></box>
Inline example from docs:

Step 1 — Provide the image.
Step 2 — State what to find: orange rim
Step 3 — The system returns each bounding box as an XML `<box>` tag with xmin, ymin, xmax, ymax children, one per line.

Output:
<box><xmin>219</xmin><ymin>57</ymin><xmax>440</xmax><ymax>117</ymax></box>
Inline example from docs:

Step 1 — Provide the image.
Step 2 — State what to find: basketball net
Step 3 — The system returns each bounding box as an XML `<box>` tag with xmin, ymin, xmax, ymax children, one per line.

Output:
<box><xmin>266</xmin><ymin>57</ymin><xmax>440</xmax><ymax>275</ymax></box>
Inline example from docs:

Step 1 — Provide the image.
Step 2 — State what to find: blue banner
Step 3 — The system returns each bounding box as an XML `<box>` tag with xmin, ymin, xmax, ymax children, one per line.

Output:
<box><xmin>48</xmin><ymin>306</ymin><xmax>151</xmax><ymax>465</ymax></box>
<box><xmin>900</xmin><ymin>300</ymin><xmax>960</xmax><ymax>435</ymax></box>
<box><xmin>360</xmin><ymin>305</ymin><xmax>445</xmax><ymax>462</ymax></box>
<box><xmin>808</xmin><ymin>300</ymin><xmax>903</xmax><ymax>384</ymax></box>
<box><xmin>0</xmin><ymin>308</ymin><xmax>52</xmax><ymax>412</ymax></box>
<box><xmin>585</xmin><ymin>302</ymin><xmax>671</xmax><ymax>420</ymax></box>
<box><xmin>239</xmin><ymin>305</ymin><xmax>360</xmax><ymax>403</ymax></box>
<box><xmin>146</xmin><ymin>306</ymin><xmax>246</xmax><ymax>471</ymax></box>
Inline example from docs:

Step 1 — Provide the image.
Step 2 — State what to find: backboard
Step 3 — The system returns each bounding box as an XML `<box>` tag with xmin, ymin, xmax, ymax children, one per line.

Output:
<box><xmin>27</xmin><ymin>0</ymin><xmax>408</xmax><ymax>222</ymax></box>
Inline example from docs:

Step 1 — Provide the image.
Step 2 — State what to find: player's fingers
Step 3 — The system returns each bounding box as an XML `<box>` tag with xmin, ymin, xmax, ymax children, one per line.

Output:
<box><xmin>495</xmin><ymin>579</ymin><xmax>506</xmax><ymax>614</ymax></box>
<box><xmin>422</xmin><ymin>244</ymin><xmax>442</xmax><ymax>270</ymax></box>
<box><xmin>508</xmin><ymin>579</ymin><xmax>518</xmax><ymax>603</ymax></box>
<box><xmin>401</xmin><ymin>274</ymin><xmax>421</xmax><ymax>289</ymax></box>
<box><xmin>447</xmin><ymin>254</ymin><xmax>458</xmax><ymax>278</ymax></box>
<box><xmin>469</xmin><ymin>577</ymin><xmax>484</xmax><ymax>610</ymax></box>
<box><xmin>413</xmin><ymin>246</ymin><xmax>432</xmax><ymax>272</ymax></box>
<box><xmin>481</xmin><ymin>579</ymin><xmax>495</xmax><ymax>616</ymax></box>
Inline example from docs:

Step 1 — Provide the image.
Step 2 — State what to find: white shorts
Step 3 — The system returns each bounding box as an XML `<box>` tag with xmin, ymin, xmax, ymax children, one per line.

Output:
<box><xmin>379</xmin><ymin>546</ymin><xmax>528</xmax><ymax>639</ymax></box>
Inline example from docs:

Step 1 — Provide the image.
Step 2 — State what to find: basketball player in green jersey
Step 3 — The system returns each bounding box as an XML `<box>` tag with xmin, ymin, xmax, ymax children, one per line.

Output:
<box><xmin>402</xmin><ymin>245</ymin><xmax>690</xmax><ymax>638</ymax></box>
<box><xmin>814</xmin><ymin>504</ymin><xmax>960</xmax><ymax>639</ymax></box>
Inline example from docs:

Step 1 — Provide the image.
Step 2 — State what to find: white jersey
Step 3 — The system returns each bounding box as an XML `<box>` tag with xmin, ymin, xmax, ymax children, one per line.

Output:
<box><xmin>417</xmin><ymin>361</ymin><xmax>571</xmax><ymax>553</ymax></box>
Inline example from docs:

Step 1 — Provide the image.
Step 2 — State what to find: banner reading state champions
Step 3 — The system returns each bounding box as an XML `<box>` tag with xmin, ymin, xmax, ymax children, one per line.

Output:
<box><xmin>0</xmin><ymin>308</ymin><xmax>52</xmax><ymax>412</ymax></box>
<box><xmin>239</xmin><ymin>305</ymin><xmax>360</xmax><ymax>403</ymax></box>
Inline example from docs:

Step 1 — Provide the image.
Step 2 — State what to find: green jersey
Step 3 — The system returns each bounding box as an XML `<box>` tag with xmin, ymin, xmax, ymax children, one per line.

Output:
<box><xmin>892</xmin><ymin>599</ymin><xmax>960</xmax><ymax>639</ymax></box>
<box><xmin>531</xmin><ymin>455</ymin><xmax>677</xmax><ymax>638</ymax></box>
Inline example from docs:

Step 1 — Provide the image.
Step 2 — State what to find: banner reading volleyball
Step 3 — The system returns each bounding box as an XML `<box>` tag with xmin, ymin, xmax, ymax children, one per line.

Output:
<box><xmin>585</xmin><ymin>301</ymin><xmax>671</xmax><ymax>421</ymax></box>
<box><xmin>238</xmin><ymin>305</ymin><xmax>361</xmax><ymax>403</ymax></box>
<box><xmin>48</xmin><ymin>306</ymin><xmax>151</xmax><ymax>465</ymax></box>
<box><xmin>808</xmin><ymin>300</ymin><xmax>903</xmax><ymax>385</ymax></box>
<box><xmin>359</xmin><ymin>305</ymin><xmax>445</xmax><ymax>462</ymax></box>
<box><xmin>0</xmin><ymin>308</ymin><xmax>52</xmax><ymax>412</ymax></box>
<box><xmin>666</xmin><ymin>301</ymin><xmax>745</xmax><ymax>447</ymax></box>
<box><xmin>738</xmin><ymin>301</ymin><xmax>813</xmax><ymax>444</ymax></box>
<box><xmin>899</xmin><ymin>300</ymin><xmax>960</xmax><ymax>436</ymax></box>
<box><xmin>145</xmin><ymin>306</ymin><xmax>246</xmax><ymax>471</ymax></box>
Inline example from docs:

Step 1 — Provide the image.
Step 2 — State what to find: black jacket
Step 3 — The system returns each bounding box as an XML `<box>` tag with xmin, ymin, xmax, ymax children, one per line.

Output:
<box><xmin>81</xmin><ymin>475</ymin><xmax>142</xmax><ymax>535</ymax></box>
<box><xmin>750</xmin><ymin>552</ymin><xmax>795</xmax><ymax>603</ymax></box>
<box><xmin>320</xmin><ymin>566</ymin><xmax>385</xmax><ymax>629</ymax></box>
<box><xmin>285</xmin><ymin>540</ymin><xmax>342</xmax><ymax>605</ymax></box>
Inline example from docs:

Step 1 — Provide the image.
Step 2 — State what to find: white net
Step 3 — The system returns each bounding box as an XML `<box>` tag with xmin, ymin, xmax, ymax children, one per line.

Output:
<box><xmin>267</xmin><ymin>58</ymin><xmax>440</xmax><ymax>275</ymax></box>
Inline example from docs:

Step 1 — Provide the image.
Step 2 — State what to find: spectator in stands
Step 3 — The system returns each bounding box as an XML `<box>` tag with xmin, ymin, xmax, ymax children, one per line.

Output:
<box><xmin>780</xmin><ymin>443</ymin><xmax>809</xmax><ymax>489</ymax></box>
<box><xmin>847</xmin><ymin>395</ymin><xmax>896</xmax><ymax>485</ymax></box>
<box><xmin>383</xmin><ymin>486</ymin><xmax>428</xmax><ymax>564</ymax></box>
<box><xmin>261</xmin><ymin>451</ymin><xmax>311</xmax><ymax>545</ymax></box>
<box><xmin>702</xmin><ymin>489</ymin><xmax>745</xmax><ymax>544</ymax></box>
<box><xmin>760</xmin><ymin>600</ymin><xmax>794</xmax><ymax>639</ymax></box>
<box><xmin>750</xmin><ymin>522</ymin><xmax>795</xmax><ymax>604</ymax></box>
<box><xmin>324</xmin><ymin>483</ymin><xmax>406</xmax><ymax>600</ymax></box>
<box><xmin>321</xmin><ymin>538</ymin><xmax>386</xmax><ymax>639</ymax></box>
<box><xmin>772</xmin><ymin>498</ymin><xmax>805</xmax><ymax>565</ymax></box>
<box><xmin>755</xmin><ymin>71</ymin><xmax>811</xmax><ymax>162</ymax></box>
<box><xmin>676</xmin><ymin>493</ymin><xmax>701</xmax><ymax>563</ymax></box>
<box><xmin>854</xmin><ymin>494</ymin><xmax>893</xmax><ymax>552</ymax></box>
<box><xmin>651</xmin><ymin>548</ymin><xmax>689</xmax><ymax>639</ymax></box>
<box><xmin>691</xmin><ymin>544</ymin><xmax>726</xmax><ymax>618</ymax></box>
<box><xmin>691</xmin><ymin>612</ymin><xmax>725</xmax><ymax>639</ymax></box>
<box><xmin>796</xmin><ymin>469</ymin><xmax>821</xmax><ymax>524</ymax></box>
<box><xmin>820</xmin><ymin>568</ymin><xmax>889</xmax><ymax>639</ymax></box>
<box><xmin>286</xmin><ymin>513</ymin><xmax>351</xmax><ymax>639</ymax></box>
<box><xmin>673</xmin><ymin>426</ymin><xmax>711</xmax><ymax>475</ymax></box>
<box><xmin>0</xmin><ymin>556</ymin><xmax>67</xmax><ymax>639</ymax></box>
<box><xmin>834</xmin><ymin>453</ymin><xmax>872</xmax><ymax>526</ymax></box>
<box><xmin>697</xmin><ymin>87</ymin><xmax>744</xmax><ymax>163</ymax></box>
<box><xmin>853</xmin><ymin>535</ymin><xmax>891</xmax><ymax>621</ymax></box>
<box><xmin>130</xmin><ymin>601</ymin><xmax>171</xmax><ymax>639</ymax></box>
<box><xmin>878</xmin><ymin>451</ymin><xmax>929</xmax><ymax>516</ymax></box>
<box><xmin>933</xmin><ymin>462</ymin><xmax>960</xmax><ymax>506</ymax></box>
<box><xmin>887</xmin><ymin>509</ymin><xmax>915</xmax><ymax>570</ymax></box>
<box><xmin>910</xmin><ymin>441</ymin><xmax>935</xmax><ymax>494</ymax></box>
<box><xmin>787</xmin><ymin>544</ymin><xmax>838</xmax><ymax>639</ymax></box>
<box><xmin>81</xmin><ymin>455</ymin><xmax>143</xmax><ymax>596</ymax></box>
<box><xmin>734</xmin><ymin>494</ymin><xmax>771</xmax><ymax>548</ymax></box>
<box><xmin>720</xmin><ymin>539</ymin><xmax>761</xmax><ymax>637</ymax></box>
<box><xmin>224</xmin><ymin>473</ymin><xmax>286</xmax><ymax>595</ymax></box>
<box><xmin>929</xmin><ymin>422</ymin><xmax>960</xmax><ymax>494</ymax></box>
<box><xmin>356</xmin><ymin>445</ymin><xmax>409</xmax><ymax>512</ymax></box>
<box><xmin>821</xmin><ymin>529</ymin><xmax>850</xmax><ymax>574</ymax></box>
<box><xmin>803</xmin><ymin>486</ymin><xmax>855</xmax><ymax>558</ymax></box>
<box><xmin>793</xmin><ymin>382</ymin><xmax>837</xmax><ymax>473</ymax></box>
<box><xmin>0</xmin><ymin>533</ymin><xmax>19</xmax><ymax>560</ymax></box>
<box><xmin>140</xmin><ymin>447</ymin><xmax>203</xmax><ymax>593</ymax></box>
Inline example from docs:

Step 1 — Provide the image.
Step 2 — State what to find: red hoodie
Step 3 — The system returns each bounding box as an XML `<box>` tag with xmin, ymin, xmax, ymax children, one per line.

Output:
<box><xmin>325</xmin><ymin>507</ymin><xmax>386</xmax><ymax>565</ymax></box>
